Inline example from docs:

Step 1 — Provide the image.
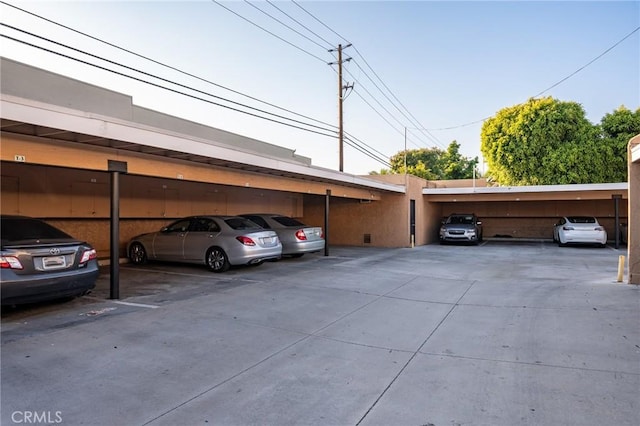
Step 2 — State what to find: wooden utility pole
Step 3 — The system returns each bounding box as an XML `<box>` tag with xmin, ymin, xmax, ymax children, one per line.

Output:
<box><xmin>329</xmin><ymin>44</ymin><xmax>352</xmax><ymax>172</ymax></box>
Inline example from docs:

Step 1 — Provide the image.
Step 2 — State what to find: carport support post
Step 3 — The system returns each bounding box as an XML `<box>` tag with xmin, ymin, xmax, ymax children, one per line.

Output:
<box><xmin>613</xmin><ymin>194</ymin><xmax>622</xmax><ymax>249</ymax></box>
<box><xmin>324</xmin><ymin>189</ymin><xmax>331</xmax><ymax>256</ymax></box>
<box><xmin>108</xmin><ymin>160</ymin><xmax>127</xmax><ymax>299</ymax></box>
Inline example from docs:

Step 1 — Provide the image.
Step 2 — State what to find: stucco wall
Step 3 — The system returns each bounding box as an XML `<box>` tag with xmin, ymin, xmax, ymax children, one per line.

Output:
<box><xmin>628</xmin><ymin>134</ymin><xmax>640</xmax><ymax>284</ymax></box>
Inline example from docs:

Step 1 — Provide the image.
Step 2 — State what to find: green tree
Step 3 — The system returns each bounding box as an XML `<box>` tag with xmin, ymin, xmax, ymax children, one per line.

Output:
<box><xmin>372</xmin><ymin>141</ymin><xmax>478</xmax><ymax>180</ymax></box>
<box><xmin>480</xmin><ymin>97</ymin><xmax>621</xmax><ymax>185</ymax></box>
<box><xmin>598</xmin><ymin>106</ymin><xmax>640</xmax><ymax>182</ymax></box>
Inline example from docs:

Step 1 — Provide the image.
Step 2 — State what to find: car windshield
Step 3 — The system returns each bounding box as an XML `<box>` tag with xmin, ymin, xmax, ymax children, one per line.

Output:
<box><xmin>446</xmin><ymin>215</ymin><xmax>475</xmax><ymax>225</ymax></box>
<box><xmin>567</xmin><ymin>217</ymin><xmax>596</xmax><ymax>224</ymax></box>
<box><xmin>1</xmin><ymin>217</ymin><xmax>73</xmax><ymax>245</ymax></box>
<box><xmin>225</xmin><ymin>217</ymin><xmax>263</xmax><ymax>231</ymax></box>
<box><xmin>272</xmin><ymin>216</ymin><xmax>306</xmax><ymax>227</ymax></box>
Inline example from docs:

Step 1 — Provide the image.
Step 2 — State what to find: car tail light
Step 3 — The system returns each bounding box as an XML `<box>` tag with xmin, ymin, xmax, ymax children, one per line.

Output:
<box><xmin>320</xmin><ymin>229</ymin><xmax>324</xmax><ymax>239</ymax></box>
<box><xmin>562</xmin><ymin>226</ymin><xmax>574</xmax><ymax>231</ymax></box>
<box><xmin>80</xmin><ymin>248</ymin><xmax>97</xmax><ymax>264</ymax></box>
<box><xmin>236</xmin><ymin>236</ymin><xmax>256</xmax><ymax>246</ymax></box>
<box><xmin>0</xmin><ymin>256</ymin><xmax>23</xmax><ymax>270</ymax></box>
<box><xmin>295</xmin><ymin>230</ymin><xmax>307</xmax><ymax>241</ymax></box>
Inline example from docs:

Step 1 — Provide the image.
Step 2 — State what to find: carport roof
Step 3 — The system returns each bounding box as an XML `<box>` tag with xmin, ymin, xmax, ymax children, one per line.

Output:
<box><xmin>0</xmin><ymin>57</ymin><xmax>404</xmax><ymax>194</ymax></box>
<box><xmin>423</xmin><ymin>182</ymin><xmax>628</xmax><ymax>202</ymax></box>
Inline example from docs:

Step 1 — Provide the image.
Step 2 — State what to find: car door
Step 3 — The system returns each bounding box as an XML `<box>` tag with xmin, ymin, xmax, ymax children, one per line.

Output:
<box><xmin>152</xmin><ymin>218</ymin><xmax>191</xmax><ymax>261</ymax></box>
<box><xmin>182</xmin><ymin>217</ymin><xmax>222</xmax><ymax>262</ymax></box>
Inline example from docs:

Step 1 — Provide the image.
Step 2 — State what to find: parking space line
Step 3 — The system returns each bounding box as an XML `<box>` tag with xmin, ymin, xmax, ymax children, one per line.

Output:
<box><xmin>111</xmin><ymin>301</ymin><xmax>160</xmax><ymax>309</ymax></box>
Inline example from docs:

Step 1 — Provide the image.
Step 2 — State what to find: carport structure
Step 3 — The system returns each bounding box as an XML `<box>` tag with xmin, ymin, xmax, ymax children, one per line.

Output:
<box><xmin>0</xmin><ymin>57</ymin><xmax>417</xmax><ymax>257</ymax></box>
<box><xmin>1</xmin><ymin>57</ymin><xmax>637</xmax><ymax>283</ymax></box>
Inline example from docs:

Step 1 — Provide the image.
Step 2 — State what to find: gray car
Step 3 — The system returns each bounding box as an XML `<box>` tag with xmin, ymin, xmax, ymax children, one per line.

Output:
<box><xmin>439</xmin><ymin>213</ymin><xmax>483</xmax><ymax>245</ymax></box>
<box><xmin>127</xmin><ymin>216</ymin><xmax>282</xmax><ymax>272</ymax></box>
<box><xmin>1</xmin><ymin>215</ymin><xmax>99</xmax><ymax>305</ymax></box>
<box><xmin>240</xmin><ymin>214</ymin><xmax>325</xmax><ymax>257</ymax></box>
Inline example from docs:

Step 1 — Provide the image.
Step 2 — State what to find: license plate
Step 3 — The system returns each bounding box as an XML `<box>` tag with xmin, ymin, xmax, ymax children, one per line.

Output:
<box><xmin>261</xmin><ymin>237</ymin><xmax>275</xmax><ymax>245</ymax></box>
<box><xmin>43</xmin><ymin>255</ymin><xmax>66</xmax><ymax>269</ymax></box>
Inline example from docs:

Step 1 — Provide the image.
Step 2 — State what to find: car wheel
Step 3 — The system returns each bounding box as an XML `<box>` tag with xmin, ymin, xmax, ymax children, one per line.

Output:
<box><xmin>206</xmin><ymin>247</ymin><xmax>230</xmax><ymax>272</ymax></box>
<box><xmin>129</xmin><ymin>242</ymin><xmax>147</xmax><ymax>264</ymax></box>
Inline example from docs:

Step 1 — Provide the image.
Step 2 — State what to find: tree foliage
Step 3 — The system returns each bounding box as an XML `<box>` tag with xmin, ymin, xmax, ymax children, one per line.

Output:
<box><xmin>598</xmin><ymin>106</ymin><xmax>640</xmax><ymax>182</ymax></box>
<box><xmin>371</xmin><ymin>141</ymin><xmax>478</xmax><ymax>180</ymax></box>
<box><xmin>481</xmin><ymin>97</ymin><xmax>639</xmax><ymax>185</ymax></box>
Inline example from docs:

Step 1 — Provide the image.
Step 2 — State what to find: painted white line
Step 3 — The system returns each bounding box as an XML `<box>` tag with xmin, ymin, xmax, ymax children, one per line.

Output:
<box><xmin>112</xmin><ymin>301</ymin><xmax>160</xmax><ymax>309</ymax></box>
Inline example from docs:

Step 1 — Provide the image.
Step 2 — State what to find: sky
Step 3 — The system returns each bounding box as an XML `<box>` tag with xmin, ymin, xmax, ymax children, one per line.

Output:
<box><xmin>1</xmin><ymin>1</ymin><xmax>639</xmax><ymax>176</ymax></box>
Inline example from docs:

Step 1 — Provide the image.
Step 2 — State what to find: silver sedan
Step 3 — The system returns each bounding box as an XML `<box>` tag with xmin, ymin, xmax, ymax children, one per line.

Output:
<box><xmin>240</xmin><ymin>214</ymin><xmax>325</xmax><ymax>257</ymax></box>
<box><xmin>127</xmin><ymin>216</ymin><xmax>282</xmax><ymax>272</ymax></box>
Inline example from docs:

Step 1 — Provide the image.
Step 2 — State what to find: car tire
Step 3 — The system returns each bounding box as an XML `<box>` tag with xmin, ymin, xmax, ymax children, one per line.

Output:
<box><xmin>206</xmin><ymin>247</ymin><xmax>230</xmax><ymax>272</ymax></box>
<box><xmin>129</xmin><ymin>242</ymin><xmax>147</xmax><ymax>265</ymax></box>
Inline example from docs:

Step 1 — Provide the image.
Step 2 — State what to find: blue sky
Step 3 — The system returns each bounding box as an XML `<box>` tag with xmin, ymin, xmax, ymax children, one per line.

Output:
<box><xmin>2</xmin><ymin>1</ymin><xmax>639</xmax><ymax>175</ymax></box>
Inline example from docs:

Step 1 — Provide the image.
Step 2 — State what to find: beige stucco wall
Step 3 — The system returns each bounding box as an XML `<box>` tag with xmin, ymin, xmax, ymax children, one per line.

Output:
<box><xmin>304</xmin><ymin>174</ymin><xmax>440</xmax><ymax>247</ymax></box>
<box><xmin>628</xmin><ymin>134</ymin><xmax>640</xmax><ymax>284</ymax></box>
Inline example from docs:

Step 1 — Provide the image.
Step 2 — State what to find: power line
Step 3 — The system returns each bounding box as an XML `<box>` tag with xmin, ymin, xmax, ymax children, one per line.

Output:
<box><xmin>290</xmin><ymin>0</ymin><xmax>445</xmax><ymax>150</ymax></box>
<box><xmin>209</xmin><ymin>0</ymin><xmax>394</xmax><ymax>166</ymax></box>
<box><xmin>266</xmin><ymin>0</ymin><xmax>334</xmax><ymax>48</ymax></box>
<box><xmin>210</xmin><ymin>0</ymin><xmax>328</xmax><ymax>63</ymax></box>
<box><xmin>0</xmin><ymin>28</ymin><xmax>338</xmax><ymax>138</ymax></box>
<box><xmin>426</xmin><ymin>25</ymin><xmax>640</xmax><ymax>131</ymax></box>
<box><xmin>0</xmin><ymin>0</ymin><xmax>337</xmax><ymax>132</ymax></box>
<box><xmin>0</xmin><ymin>1</ymin><xmax>402</xmax><ymax>169</ymax></box>
<box><xmin>243</xmin><ymin>0</ymin><xmax>332</xmax><ymax>51</ymax></box>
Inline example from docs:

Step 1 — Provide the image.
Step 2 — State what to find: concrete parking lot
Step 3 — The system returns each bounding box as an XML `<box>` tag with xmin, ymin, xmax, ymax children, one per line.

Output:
<box><xmin>1</xmin><ymin>241</ymin><xmax>639</xmax><ymax>426</ymax></box>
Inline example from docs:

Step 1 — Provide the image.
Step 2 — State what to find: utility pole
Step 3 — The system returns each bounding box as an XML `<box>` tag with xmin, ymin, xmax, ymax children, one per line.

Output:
<box><xmin>329</xmin><ymin>44</ymin><xmax>353</xmax><ymax>172</ymax></box>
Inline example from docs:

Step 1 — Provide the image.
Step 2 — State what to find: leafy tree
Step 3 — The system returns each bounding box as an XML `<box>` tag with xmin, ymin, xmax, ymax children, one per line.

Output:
<box><xmin>598</xmin><ymin>106</ymin><xmax>640</xmax><ymax>182</ymax></box>
<box><xmin>480</xmin><ymin>97</ymin><xmax>629</xmax><ymax>185</ymax></box>
<box><xmin>372</xmin><ymin>141</ymin><xmax>478</xmax><ymax>180</ymax></box>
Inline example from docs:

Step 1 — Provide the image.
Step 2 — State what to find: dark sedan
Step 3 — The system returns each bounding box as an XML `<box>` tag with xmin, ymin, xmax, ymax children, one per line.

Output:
<box><xmin>1</xmin><ymin>215</ymin><xmax>99</xmax><ymax>306</ymax></box>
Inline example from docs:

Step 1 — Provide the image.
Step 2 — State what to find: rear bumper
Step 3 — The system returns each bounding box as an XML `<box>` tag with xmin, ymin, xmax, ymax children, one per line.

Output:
<box><xmin>227</xmin><ymin>246</ymin><xmax>283</xmax><ymax>265</ymax></box>
<box><xmin>1</xmin><ymin>266</ymin><xmax>99</xmax><ymax>305</ymax></box>
<box><xmin>282</xmin><ymin>240</ymin><xmax>325</xmax><ymax>255</ymax></box>
<box><xmin>561</xmin><ymin>231</ymin><xmax>607</xmax><ymax>245</ymax></box>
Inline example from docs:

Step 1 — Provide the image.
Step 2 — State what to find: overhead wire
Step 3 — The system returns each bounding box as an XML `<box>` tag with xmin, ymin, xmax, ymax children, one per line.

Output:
<box><xmin>266</xmin><ymin>0</ymin><xmax>335</xmax><ymax>48</ymax></box>
<box><xmin>211</xmin><ymin>0</ymin><xmax>328</xmax><ymax>64</ymax></box>
<box><xmin>0</xmin><ymin>0</ymin><xmax>338</xmax><ymax>132</ymax></box>
<box><xmin>210</xmin><ymin>0</ymin><xmax>396</xmax><ymax>165</ymax></box>
<box><xmin>425</xmin><ymin>25</ymin><xmax>640</xmax><ymax>131</ymax></box>
<box><xmin>290</xmin><ymin>0</ymin><xmax>446</xmax><ymax>150</ymax></box>
<box><xmin>0</xmin><ymin>25</ymin><xmax>339</xmax><ymax>138</ymax></box>
<box><xmin>243</xmin><ymin>0</ymin><xmax>332</xmax><ymax>51</ymax></box>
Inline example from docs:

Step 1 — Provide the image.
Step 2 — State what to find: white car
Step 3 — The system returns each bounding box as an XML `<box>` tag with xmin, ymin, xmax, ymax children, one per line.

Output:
<box><xmin>553</xmin><ymin>216</ymin><xmax>607</xmax><ymax>247</ymax></box>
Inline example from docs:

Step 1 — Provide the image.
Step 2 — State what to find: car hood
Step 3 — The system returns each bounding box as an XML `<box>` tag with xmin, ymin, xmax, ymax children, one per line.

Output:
<box><xmin>442</xmin><ymin>223</ymin><xmax>476</xmax><ymax>229</ymax></box>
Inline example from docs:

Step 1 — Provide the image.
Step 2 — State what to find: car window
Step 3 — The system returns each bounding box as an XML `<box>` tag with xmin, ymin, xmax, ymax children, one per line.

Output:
<box><xmin>225</xmin><ymin>217</ymin><xmax>262</xmax><ymax>230</ymax></box>
<box><xmin>446</xmin><ymin>215</ymin><xmax>474</xmax><ymax>225</ymax></box>
<box><xmin>567</xmin><ymin>217</ymin><xmax>596</xmax><ymax>224</ymax></box>
<box><xmin>272</xmin><ymin>216</ymin><xmax>305</xmax><ymax>227</ymax></box>
<box><xmin>243</xmin><ymin>216</ymin><xmax>270</xmax><ymax>229</ymax></box>
<box><xmin>0</xmin><ymin>217</ymin><xmax>72</xmax><ymax>243</ymax></box>
<box><xmin>190</xmin><ymin>218</ymin><xmax>220</xmax><ymax>232</ymax></box>
<box><xmin>164</xmin><ymin>219</ymin><xmax>191</xmax><ymax>233</ymax></box>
